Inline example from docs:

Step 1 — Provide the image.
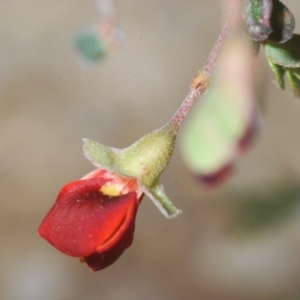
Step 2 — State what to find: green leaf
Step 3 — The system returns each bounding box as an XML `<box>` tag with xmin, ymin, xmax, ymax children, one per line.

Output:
<box><xmin>268</xmin><ymin>60</ymin><xmax>285</xmax><ymax>89</ymax></box>
<box><xmin>264</xmin><ymin>34</ymin><xmax>300</xmax><ymax>68</ymax></box>
<box><xmin>266</xmin><ymin>56</ymin><xmax>300</xmax><ymax>97</ymax></box>
<box><xmin>269</xmin><ymin>0</ymin><xmax>295</xmax><ymax>43</ymax></box>
<box><xmin>244</xmin><ymin>0</ymin><xmax>273</xmax><ymax>41</ymax></box>
<box><xmin>74</xmin><ymin>28</ymin><xmax>107</xmax><ymax>62</ymax></box>
<box><xmin>286</xmin><ymin>68</ymin><xmax>300</xmax><ymax>97</ymax></box>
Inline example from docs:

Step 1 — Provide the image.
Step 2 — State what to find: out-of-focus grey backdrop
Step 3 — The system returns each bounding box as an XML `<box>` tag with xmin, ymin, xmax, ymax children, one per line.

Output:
<box><xmin>2</xmin><ymin>1</ymin><xmax>300</xmax><ymax>299</ymax></box>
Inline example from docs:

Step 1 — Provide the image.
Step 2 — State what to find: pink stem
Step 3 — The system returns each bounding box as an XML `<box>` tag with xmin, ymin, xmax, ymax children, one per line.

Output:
<box><xmin>169</xmin><ymin>21</ymin><xmax>230</xmax><ymax>132</ymax></box>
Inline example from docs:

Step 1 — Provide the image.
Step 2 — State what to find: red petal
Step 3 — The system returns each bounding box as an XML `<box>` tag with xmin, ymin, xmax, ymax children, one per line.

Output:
<box><xmin>84</xmin><ymin>220</ymin><xmax>135</xmax><ymax>271</ymax></box>
<box><xmin>38</xmin><ymin>177</ymin><xmax>139</xmax><ymax>259</ymax></box>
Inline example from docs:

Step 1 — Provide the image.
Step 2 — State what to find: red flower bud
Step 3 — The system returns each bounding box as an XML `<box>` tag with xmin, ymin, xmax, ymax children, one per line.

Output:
<box><xmin>38</xmin><ymin>169</ymin><xmax>143</xmax><ymax>271</ymax></box>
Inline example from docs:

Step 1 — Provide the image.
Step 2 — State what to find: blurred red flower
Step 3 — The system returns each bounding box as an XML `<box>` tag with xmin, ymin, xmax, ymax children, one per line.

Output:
<box><xmin>38</xmin><ymin>168</ymin><xmax>143</xmax><ymax>271</ymax></box>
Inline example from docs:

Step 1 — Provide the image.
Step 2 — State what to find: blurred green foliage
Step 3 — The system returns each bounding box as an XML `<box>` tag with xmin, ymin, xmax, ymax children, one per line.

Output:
<box><xmin>234</xmin><ymin>186</ymin><xmax>300</xmax><ymax>233</ymax></box>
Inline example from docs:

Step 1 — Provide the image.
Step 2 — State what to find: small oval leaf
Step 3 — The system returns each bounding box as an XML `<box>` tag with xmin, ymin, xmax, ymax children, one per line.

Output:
<box><xmin>269</xmin><ymin>0</ymin><xmax>295</xmax><ymax>43</ymax></box>
<box><xmin>264</xmin><ymin>34</ymin><xmax>300</xmax><ymax>68</ymax></box>
<box><xmin>244</xmin><ymin>0</ymin><xmax>273</xmax><ymax>41</ymax></box>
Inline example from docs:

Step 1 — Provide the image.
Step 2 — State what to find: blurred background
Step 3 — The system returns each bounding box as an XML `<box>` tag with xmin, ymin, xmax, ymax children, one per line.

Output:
<box><xmin>1</xmin><ymin>1</ymin><xmax>300</xmax><ymax>299</ymax></box>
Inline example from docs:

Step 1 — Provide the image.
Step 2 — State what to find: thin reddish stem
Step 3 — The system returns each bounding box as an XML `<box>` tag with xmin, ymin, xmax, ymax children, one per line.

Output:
<box><xmin>169</xmin><ymin>21</ymin><xmax>230</xmax><ymax>132</ymax></box>
<box><xmin>203</xmin><ymin>21</ymin><xmax>230</xmax><ymax>77</ymax></box>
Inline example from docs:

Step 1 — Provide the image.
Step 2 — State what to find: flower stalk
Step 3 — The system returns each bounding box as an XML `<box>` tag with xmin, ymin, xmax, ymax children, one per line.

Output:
<box><xmin>169</xmin><ymin>21</ymin><xmax>230</xmax><ymax>132</ymax></box>
<box><xmin>38</xmin><ymin>18</ymin><xmax>231</xmax><ymax>272</ymax></box>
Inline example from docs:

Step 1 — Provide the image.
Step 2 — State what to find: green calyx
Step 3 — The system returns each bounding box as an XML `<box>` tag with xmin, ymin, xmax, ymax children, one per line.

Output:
<box><xmin>118</xmin><ymin>125</ymin><xmax>176</xmax><ymax>186</ymax></box>
<box><xmin>83</xmin><ymin>123</ymin><xmax>181</xmax><ymax>219</ymax></box>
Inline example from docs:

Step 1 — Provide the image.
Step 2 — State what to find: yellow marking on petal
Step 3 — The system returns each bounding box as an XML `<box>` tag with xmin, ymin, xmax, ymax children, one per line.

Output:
<box><xmin>100</xmin><ymin>183</ymin><xmax>121</xmax><ymax>196</ymax></box>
